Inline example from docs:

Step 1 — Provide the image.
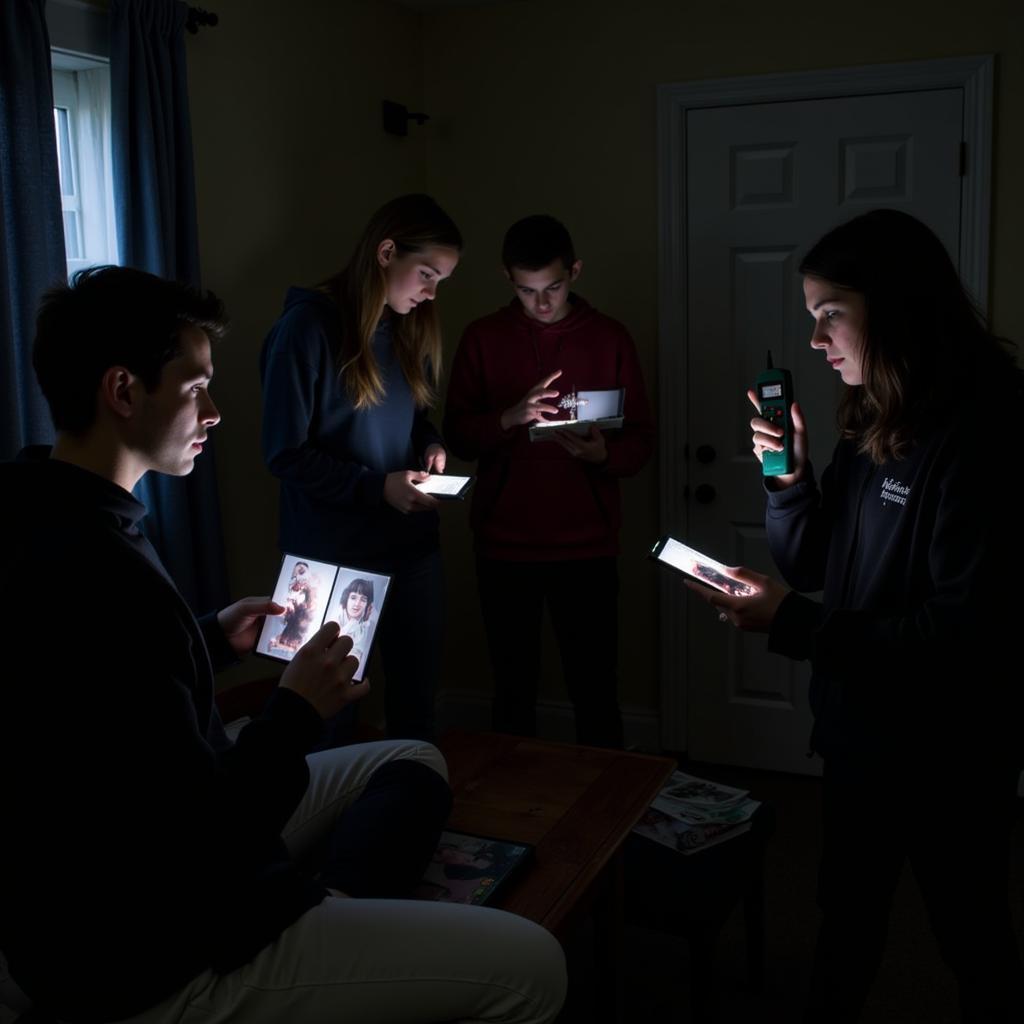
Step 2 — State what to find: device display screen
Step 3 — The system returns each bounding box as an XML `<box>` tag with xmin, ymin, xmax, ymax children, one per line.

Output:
<box><xmin>414</xmin><ymin>474</ymin><xmax>473</xmax><ymax>499</ymax></box>
<box><xmin>576</xmin><ymin>387</ymin><xmax>625</xmax><ymax>421</ymax></box>
<box><xmin>651</xmin><ymin>537</ymin><xmax>758</xmax><ymax>597</ymax></box>
<box><xmin>256</xmin><ymin>554</ymin><xmax>391</xmax><ymax>680</ymax></box>
<box><xmin>759</xmin><ymin>382</ymin><xmax>783</xmax><ymax>400</ymax></box>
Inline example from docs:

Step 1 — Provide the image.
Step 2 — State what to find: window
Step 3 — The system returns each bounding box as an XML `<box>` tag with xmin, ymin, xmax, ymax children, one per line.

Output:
<box><xmin>51</xmin><ymin>53</ymin><xmax>118</xmax><ymax>277</ymax></box>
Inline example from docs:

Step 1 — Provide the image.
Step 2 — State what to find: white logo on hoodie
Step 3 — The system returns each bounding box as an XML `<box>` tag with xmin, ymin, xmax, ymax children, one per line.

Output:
<box><xmin>880</xmin><ymin>477</ymin><xmax>911</xmax><ymax>507</ymax></box>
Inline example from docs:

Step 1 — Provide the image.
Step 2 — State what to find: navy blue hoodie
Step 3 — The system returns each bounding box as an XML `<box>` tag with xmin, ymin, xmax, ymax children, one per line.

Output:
<box><xmin>260</xmin><ymin>287</ymin><xmax>442</xmax><ymax>563</ymax></box>
<box><xmin>765</xmin><ymin>366</ymin><xmax>1024</xmax><ymax>768</ymax></box>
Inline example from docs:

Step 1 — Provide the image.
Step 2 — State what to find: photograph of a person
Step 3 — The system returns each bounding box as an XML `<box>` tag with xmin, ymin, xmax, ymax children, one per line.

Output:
<box><xmin>656</xmin><ymin>537</ymin><xmax>758</xmax><ymax>597</ymax></box>
<box><xmin>256</xmin><ymin>555</ymin><xmax>337</xmax><ymax>659</ymax></box>
<box><xmin>324</xmin><ymin>570</ymin><xmax>391</xmax><ymax>681</ymax></box>
<box><xmin>413</xmin><ymin>832</ymin><xmax>532</xmax><ymax>906</ymax></box>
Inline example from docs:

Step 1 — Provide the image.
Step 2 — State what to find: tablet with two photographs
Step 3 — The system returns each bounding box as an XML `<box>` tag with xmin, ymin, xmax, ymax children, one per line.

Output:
<box><xmin>528</xmin><ymin>387</ymin><xmax>625</xmax><ymax>442</ymax></box>
<box><xmin>255</xmin><ymin>553</ymin><xmax>391</xmax><ymax>680</ymax></box>
<box><xmin>649</xmin><ymin>535</ymin><xmax>759</xmax><ymax>598</ymax></box>
<box><xmin>413</xmin><ymin>473</ymin><xmax>474</xmax><ymax>500</ymax></box>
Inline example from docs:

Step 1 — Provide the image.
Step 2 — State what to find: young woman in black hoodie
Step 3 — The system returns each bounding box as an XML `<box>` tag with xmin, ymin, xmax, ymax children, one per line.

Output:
<box><xmin>261</xmin><ymin>195</ymin><xmax>461</xmax><ymax>742</ymax></box>
<box><xmin>690</xmin><ymin>209</ymin><xmax>1023</xmax><ymax>1022</ymax></box>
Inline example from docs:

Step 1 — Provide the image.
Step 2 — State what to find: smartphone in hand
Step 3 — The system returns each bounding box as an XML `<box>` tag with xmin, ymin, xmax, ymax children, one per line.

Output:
<box><xmin>650</xmin><ymin>536</ymin><xmax>758</xmax><ymax>597</ymax></box>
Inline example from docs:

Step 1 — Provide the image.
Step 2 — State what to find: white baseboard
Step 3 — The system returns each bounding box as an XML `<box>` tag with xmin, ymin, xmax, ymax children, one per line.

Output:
<box><xmin>434</xmin><ymin>689</ymin><xmax>663</xmax><ymax>754</ymax></box>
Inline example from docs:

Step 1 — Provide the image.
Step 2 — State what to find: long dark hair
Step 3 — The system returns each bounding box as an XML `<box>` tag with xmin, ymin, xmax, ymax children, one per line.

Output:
<box><xmin>799</xmin><ymin>209</ymin><xmax>1015</xmax><ymax>463</ymax></box>
<box><xmin>319</xmin><ymin>194</ymin><xmax>462</xmax><ymax>410</ymax></box>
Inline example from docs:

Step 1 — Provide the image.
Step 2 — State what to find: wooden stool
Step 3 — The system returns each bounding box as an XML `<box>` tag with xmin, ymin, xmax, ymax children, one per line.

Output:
<box><xmin>624</xmin><ymin>801</ymin><xmax>777</xmax><ymax>1023</ymax></box>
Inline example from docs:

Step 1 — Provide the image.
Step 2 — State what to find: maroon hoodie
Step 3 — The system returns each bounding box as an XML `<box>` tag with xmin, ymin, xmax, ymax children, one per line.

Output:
<box><xmin>444</xmin><ymin>297</ymin><xmax>654</xmax><ymax>560</ymax></box>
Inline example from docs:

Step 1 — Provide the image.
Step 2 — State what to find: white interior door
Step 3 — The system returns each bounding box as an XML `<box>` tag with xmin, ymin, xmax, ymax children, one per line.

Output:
<box><xmin>681</xmin><ymin>88</ymin><xmax>964</xmax><ymax>773</ymax></box>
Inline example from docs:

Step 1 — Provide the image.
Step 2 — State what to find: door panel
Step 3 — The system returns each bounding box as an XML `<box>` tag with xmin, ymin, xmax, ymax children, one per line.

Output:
<box><xmin>683</xmin><ymin>88</ymin><xmax>963</xmax><ymax>772</ymax></box>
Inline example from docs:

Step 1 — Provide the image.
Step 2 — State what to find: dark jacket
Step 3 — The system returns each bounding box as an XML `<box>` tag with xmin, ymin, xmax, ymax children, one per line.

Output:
<box><xmin>765</xmin><ymin>368</ymin><xmax>1024</xmax><ymax>767</ymax></box>
<box><xmin>260</xmin><ymin>287</ymin><xmax>443</xmax><ymax>563</ymax></box>
<box><xmin>0</xmin><ymin>452</ymin><xmax>326</xmax><ymax>1023</ymax></box>
<box><xmin>443</xmin><ymin>297</ymin><xmax>654</xmax><ymax>560</ymax></box>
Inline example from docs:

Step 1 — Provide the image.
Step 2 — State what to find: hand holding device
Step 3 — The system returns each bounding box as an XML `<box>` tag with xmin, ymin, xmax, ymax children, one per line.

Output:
<box><xmin>650</xmin><ymin>536</ymin><xmax>759</xmax><ymax>597</ymax></box>
<box><xmin>527</xmin><ymin>387</ymin><xmax>624</xmax><ymax>442</ymax></box>
<box><xmin>683</xmin><ymin>565</ymin><xmax>788</xmax><ymax>634</ymax></box>
<box><xmin>753</xmin><ymin>351</ymin><xmax>796</xmax><ymax>477</ymax></box>
<box><xmin>279</xmin><ymin>621</ymin><xmax>368</xmax><ymax>718</ymax></box>
<box><xmin>217</xmin><ymin>596</ymin><xmax>286</xmax><ymax>657</ymax></box>
<box><xmin>747</xmin><ymin>395</ymin><xmax>808</xmax><ymax>489</ymax></box>
<box><xmin>550</xmin><ymin>423</ymin><xmax>608</xmax><ymax>463</ymax></box>
<box><xmin>651</xmin><ymin>536</ymin><xmax>787</xmax><ymax>631</ymax></box>
<box><xmin>384</xmin><ymin>470</ymin><xmax>439</xmax><ymax>513</ymax></box>
<box><xmin>500</xmin><ymin>369</ymin><xmax>562</xmax><ymax>430</ymax></box>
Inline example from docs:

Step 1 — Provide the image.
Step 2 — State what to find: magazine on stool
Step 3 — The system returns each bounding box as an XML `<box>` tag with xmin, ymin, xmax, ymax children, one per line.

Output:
<box><xmin>632</xmin><ymin>770</ymin><xmax>761</xmax><ymax>855</ymax></box>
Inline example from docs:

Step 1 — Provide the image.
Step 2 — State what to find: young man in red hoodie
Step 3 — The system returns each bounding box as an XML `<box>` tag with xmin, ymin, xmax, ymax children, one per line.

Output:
<box><xmin>444</xmin><ymin>215</ymin><xmax>654</xmax><ymax>748</ymax></box>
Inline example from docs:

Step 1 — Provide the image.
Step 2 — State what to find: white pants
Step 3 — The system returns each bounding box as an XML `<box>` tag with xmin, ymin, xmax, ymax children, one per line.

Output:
<box><xmin>117</xmin><ymin>740</ymin><xmax>567</xmax><ymax>1024</ymax></box>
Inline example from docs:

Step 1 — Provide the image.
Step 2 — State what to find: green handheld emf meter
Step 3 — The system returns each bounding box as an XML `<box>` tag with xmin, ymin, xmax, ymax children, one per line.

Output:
<box><xmin>755</xmin><ymin>351</ymin><xmax>794</xmax><ymax>477</ymax></box>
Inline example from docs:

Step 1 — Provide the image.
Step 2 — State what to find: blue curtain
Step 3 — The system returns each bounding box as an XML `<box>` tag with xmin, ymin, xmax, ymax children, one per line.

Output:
<box><xmin>110</xmin><ymin>0</ymin><xmax>228</xmax><ymax>613</ymax></box>
<box><xmin>0</xmin><ymin>0</ymin><xmax>64</xmax><ymax>459</ymax></box>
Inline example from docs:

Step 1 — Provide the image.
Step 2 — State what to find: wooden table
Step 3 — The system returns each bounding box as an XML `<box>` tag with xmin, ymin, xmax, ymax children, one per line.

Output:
<box><xmin>439</xmin><ymin>731</ymin><xmax>675</xmax><ymax>1020</ymax></box>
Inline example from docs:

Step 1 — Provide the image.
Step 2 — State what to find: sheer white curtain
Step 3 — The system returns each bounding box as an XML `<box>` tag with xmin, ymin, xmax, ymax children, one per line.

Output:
<box><xmin>76</xmin><ymin>65</ymin><xmax>119</xmax><ymax>266</ymax></box>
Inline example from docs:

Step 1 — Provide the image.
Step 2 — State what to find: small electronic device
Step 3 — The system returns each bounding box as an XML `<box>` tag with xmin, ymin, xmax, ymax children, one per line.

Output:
<box><xmin>414</xmin><ymin>474</ymin><xmax>474</xmax><ymax>500</ymax></box>
<box><xmin>255</xmin><ymin>553</ymin><xmax>392</xmax><ymax>680</ymax></box>
<box><xmin>754</xmin><ymin>351</ymin><xmax>794</xmax><ymax>477</ymax></box>
<box><xmin>528</xmin><ymin>387</ymin><xmax>625</xmax><ymax>442</ymax></box>
<box><xmin>649</xmin><ymin>535</ymin><xmax>759</xmax><ymax>597</ymax></box>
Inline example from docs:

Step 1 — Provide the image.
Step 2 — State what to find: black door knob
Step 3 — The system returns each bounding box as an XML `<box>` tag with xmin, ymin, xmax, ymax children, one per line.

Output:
<box><xmin>695</xmin><ymin>484</ymin><xmax>716</xmax><ymax>504</ymax></box>
<box><xmin>696</xmin><ymin>444</ymin><xmax>716</xmax><ymax>464</ymax></box>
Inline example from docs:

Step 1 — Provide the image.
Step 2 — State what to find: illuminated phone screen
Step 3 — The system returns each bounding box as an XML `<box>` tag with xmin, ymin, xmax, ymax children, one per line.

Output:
<box><xmin>654</xmin><ymin>538</ymin><xmax>758</xmax><ymax>597</ymax></box>
<box><xmin>414</xmin><ymin>474</ymin><xmax>472</xmax><ymax>497</ymax></box>
<box><xmin>760</xmin><ymin>383</ymin><xmax>783</xmax><ymax>400</ymax></box>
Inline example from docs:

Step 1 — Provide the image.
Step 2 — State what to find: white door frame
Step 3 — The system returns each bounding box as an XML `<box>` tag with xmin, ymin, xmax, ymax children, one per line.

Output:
<box><xmin>656</xmin><ymin>55</ymin><xmax>994</xmax><ymax>753</ymax></box>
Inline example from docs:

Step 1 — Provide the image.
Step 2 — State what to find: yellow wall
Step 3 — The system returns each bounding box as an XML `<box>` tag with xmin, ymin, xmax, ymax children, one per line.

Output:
<box><xmin>419</xmin><ymin>0</ymin><xmax>1024</xmax><ymax>716</ymax></box>
<box><xmin>186</xmin><ymin>0</ymin><xmax>1024</xmax><ymax>719</ymax></box>
<box><xmin>185</xmin><ymin>0</ymin><xmax>426</xmax><ymax>695</ymax></box>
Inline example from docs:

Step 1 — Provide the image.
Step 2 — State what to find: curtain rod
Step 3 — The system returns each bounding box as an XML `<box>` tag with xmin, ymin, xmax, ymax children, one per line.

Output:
<box><xmin>185</xmin><ymin>6</ymin><xmax>218</xmax><ymax>34</ymax></box>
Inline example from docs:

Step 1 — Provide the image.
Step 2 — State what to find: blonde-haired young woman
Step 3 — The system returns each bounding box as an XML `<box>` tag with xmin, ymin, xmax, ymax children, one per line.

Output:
<box><xmin>261</xmin><ymin>194</ymin><xmax>461</xmax><ymax>743</ymax></box>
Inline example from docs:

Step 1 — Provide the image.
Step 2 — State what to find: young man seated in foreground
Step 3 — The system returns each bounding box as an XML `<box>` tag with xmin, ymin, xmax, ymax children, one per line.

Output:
<box><xmin>0</xmin><ymin>266</ymin><xmax>566</xmax><ymax>1024</ymax></box>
